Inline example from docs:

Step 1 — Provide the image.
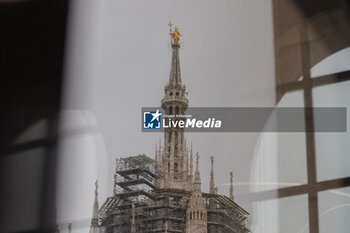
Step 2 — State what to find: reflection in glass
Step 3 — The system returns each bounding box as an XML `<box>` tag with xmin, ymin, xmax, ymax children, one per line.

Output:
<box><xmin>318</xmin><ymin>187</ymin><xmax>350</xmax><ymax>233</ymax></box>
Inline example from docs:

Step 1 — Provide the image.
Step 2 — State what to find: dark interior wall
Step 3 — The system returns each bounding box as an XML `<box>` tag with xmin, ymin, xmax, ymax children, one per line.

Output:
<box><xmin>0</xmin><ymin>0</ymin><xmax>69</xmax><ymax>232</ymax></box>
<box><xmin>273</xmin><ymin>0</ymin><xmax>350</xmax><ymax>102</ymax></box>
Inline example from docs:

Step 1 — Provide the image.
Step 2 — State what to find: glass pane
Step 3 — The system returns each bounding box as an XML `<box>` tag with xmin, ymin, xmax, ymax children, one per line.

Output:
<box><xmin>312</xmin><ymin>81</ymin><xmax>350</xmax><ymax>181</ymax></box>
<box><xmin>251</xmin><ymin>90</ymin><xmax>307</xmax><ymax>192</ymax></box>
<box><xmin>311</xmin><ymin>47</ymin><xmax>350</xmax><ymax>78</ymax></box>
<box><xmin>252</xmin><ymin>194</ymin><xmax>309</xmax><ymax>233</ymax></box>
<box><xmin>318</xmin><ymin>187</ymin><xmax>350</xmax><ymax>233</ymax></box>
<box><xmin>276</xmin><ymin>90</ymin><xmax>307</xmax><ymax>188</ymax></box>
<box><xmin>13</xmin><ymin>119</ymin><xmax>48</xmax><ymax>145</ymax></box>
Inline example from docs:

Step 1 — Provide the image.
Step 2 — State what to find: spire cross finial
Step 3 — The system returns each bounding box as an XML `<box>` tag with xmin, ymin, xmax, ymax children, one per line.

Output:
<box><xmin>168</xmin><ymin>21</ymin><xmax>173</xmax><ymax>30</ymax></box>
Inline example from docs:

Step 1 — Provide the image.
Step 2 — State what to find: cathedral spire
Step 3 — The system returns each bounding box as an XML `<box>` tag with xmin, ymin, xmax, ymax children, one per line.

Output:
<box><xmin>209</xmin><ymin>156</ymin><xmax>215</xmax><ymax>194</ymax></box>
<box><xmin>168</xmin><ymin>24</ymin><xmax>182</xmax><ymax>86</ymax></box>
<box><xmin>186</xmin><ymin>152</ymin><xmax>207</xmax><ymax>233</ymax></box>
<box><xmin>89</xmin><ymin>180</ymin><xmax>100</xmax><ymax>233</ymax></box>
<box><xmin>161</xmin><ymin>24</ymin><xmax>189</xmax><ymax>190</ymax></box>
<box><xmin>169</xmin><ymin>42</ymin><xmax>182</xmax><ymax>86</ymax></box>
<box><xmin>193</xmin><ymin>152</ymin><xmax>201</xmax><ymax>190</ymax></box>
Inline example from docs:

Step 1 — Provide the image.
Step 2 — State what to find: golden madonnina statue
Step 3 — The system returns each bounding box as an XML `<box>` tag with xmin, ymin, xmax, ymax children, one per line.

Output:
<box><xmin>170</xmin><ymin>26</ymin><xmax>181</xmax><ymax>45</ymax></box>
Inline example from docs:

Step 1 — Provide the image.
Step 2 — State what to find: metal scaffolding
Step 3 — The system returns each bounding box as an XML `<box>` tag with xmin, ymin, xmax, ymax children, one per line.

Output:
<box><xmin>98</xmin><ymin>154</ymin><xmax>250</xmax><ymax>233</ymax></box>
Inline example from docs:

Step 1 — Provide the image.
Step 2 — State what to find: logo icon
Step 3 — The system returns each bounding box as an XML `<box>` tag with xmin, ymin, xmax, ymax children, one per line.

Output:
<box><xmin>143</xmin><ymin>109</ymin><xmax>162</xmax><ymax>129</ymax></box>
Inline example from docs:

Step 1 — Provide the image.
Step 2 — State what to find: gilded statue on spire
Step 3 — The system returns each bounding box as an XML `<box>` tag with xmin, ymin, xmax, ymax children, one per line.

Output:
<box><xmin>170</xmin><ymin>26</ymin><xmax>181</xmax><ymax>46</ymax></box>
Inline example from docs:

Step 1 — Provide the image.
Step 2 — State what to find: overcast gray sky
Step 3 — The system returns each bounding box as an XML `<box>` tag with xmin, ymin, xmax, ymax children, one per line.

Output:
<box><xmin>56</xmin><ymin>1</ymin><xmax>350</xmax><ymax>233</ymax></box>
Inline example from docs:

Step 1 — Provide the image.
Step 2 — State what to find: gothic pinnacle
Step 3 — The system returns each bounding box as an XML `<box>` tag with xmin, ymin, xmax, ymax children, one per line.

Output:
<box><xmin>190</xmin><ymin>143</ymin><xmax>193</xmax><ymax>177</ymax></box>
<box><xmin>210</xmin><ymin>156</ymin><xmax>215</xmax><ymax>194</ymax></box>
<box><xmin>230</xmin><ymin>172</ymin><xmax>234</xmax><ymax>201</ymax></box>
<box><xmin>194</xmin><ymin>152</ymin><xmax>201</xmax><ymax>187</ymax></box>
<box><xmin>93</xmin><ymin>180</ymin><xmax>99</xmax><ymax>218</ymax></box>
<box><xmin>89</xmin><ymin>180</ymin><xmax>100</xmax><ymax>233</ymax></box>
